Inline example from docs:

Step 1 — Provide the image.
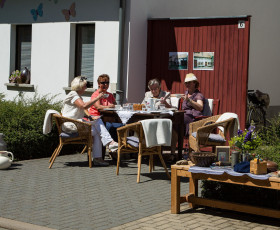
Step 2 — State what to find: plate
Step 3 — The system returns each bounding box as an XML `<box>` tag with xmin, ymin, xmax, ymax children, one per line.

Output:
<box><xmin>167</xmin><ymin>108</ymin><xmax>177</xmax><ymax>111</ymax></box>
<box><xmin>150</xmin><ymin>111</ymin><xmax>161</xmax><ymax>114</ymax></box>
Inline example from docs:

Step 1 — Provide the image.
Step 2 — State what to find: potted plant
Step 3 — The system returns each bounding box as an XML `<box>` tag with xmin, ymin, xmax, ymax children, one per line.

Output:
<box><xmin>9</xmin><ymin>70</ymin><xmax>22</xmax><ymax>83</ymax></box>
<box><xmin>229</xmin><ymin>126</ymin><xmax>262</xmax><ymax>161</ymax></box>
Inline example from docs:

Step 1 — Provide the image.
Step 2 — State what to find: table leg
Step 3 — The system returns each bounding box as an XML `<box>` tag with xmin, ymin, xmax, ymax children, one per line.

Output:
<box><xmin>177</xmin><ymin>117</ymin><xmax>184</xmax><ymax>160</ymax></box>
<box><xmin>188</xmin><ymin>174</ymin><xmax>198</xmax><ymax>208</ymax></box>
<box><xmin>171</xmin><ymin>168</ymin><xmax>181</xmax><ymax>214</ymax></box>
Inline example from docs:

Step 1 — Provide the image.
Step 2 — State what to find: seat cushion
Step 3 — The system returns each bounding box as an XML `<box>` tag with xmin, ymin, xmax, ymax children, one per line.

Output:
<box><xmin>192</xmin><ymin>132</ymin><xmax>226</xmax><ymax>142</ymax></box>
<box><xmin>127</xmin><ymin>136</ymin><xmax>139</xmax><ymax>147</ymax></box>
<box><xmin>60</xmin><ymin>132</ymin><xmax>79</xmax><ymax>138</ymax></box>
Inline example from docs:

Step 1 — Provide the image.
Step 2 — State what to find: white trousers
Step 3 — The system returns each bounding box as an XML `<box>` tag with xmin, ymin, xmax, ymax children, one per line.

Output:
<box><xmin>91</xmin><ymin>118</ymin><xmax>113</xmax><ymax>159</ymax></box>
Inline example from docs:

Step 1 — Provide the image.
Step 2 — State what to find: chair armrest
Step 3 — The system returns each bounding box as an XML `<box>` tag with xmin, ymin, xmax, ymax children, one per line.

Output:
<box><xmin>117</xmin><ymin>122</ymin><xmax>142</xmax><ymax>146</ymax></box>
<box><xmin>196</xmin><ymin>117</ymin><xmax>235</xmax><ymax>143</ymax></box>
<box><xmin>53</xmin><ymin>114</ymin><xmax>92</xmax><ymax>137</ymax></box>
<box><xmin>194</xmin><ymin>115</ymin><xmax>210</xmax><ymax>121</ymax></box>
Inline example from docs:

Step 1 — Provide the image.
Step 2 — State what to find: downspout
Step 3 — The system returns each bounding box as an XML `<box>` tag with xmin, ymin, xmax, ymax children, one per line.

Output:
<box><xmin>115</xmin><ymin>0</ymin><xmax>125</xmax><ymax>104</ymax></box>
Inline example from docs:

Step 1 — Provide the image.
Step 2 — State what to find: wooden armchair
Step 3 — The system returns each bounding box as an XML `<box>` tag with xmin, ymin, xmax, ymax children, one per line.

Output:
<box><xmin>49</xmin><ymin>114</ymin><xmax>93</xmax><ymax>168</ymax></box>
<box><xmin>116</xmin><ymin>121</ymin><xmax>170</xmax><ymax>183</ymax></box>
<box><xmin>188</xmin><ymin>115</ymin><xmax>235</xmax><ymax>152</ymax></box>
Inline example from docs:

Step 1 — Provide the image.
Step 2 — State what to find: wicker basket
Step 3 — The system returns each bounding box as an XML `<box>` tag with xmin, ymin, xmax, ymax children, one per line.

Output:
<box><xmin>189</xmin><ymin>152</ymin><xmax>217</xmax><ymax>167</ymax></box>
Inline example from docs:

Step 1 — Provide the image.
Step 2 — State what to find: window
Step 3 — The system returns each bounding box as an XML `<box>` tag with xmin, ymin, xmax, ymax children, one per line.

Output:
<box><xmin>15</xmin><ymin>25</ymin><xmax>32</xmax><ymax>71</ymax></box>
<box><xmin>75</xmin><ymin>24</ymin><xmax>95</xmax><ymax>88</ymax></box>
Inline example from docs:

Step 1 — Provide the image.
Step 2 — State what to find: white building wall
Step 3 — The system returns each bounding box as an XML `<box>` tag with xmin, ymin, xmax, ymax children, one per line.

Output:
<box><xmin>126</xmin><ymin>0</ymin><xmax>280</xmax><ymax>112</ymax></box>
<box><xmin>31</xmin><ymin>23</ymin><xmax>71</xmax><ymax>99</ymax></box>
<box><xmin>0</xmin><ymin>25</ymin><xmax>12</xmax><ymax>97</ymax></box>
<box><xmin>0</xmin><ymin>0</ymin><xmax>120</xmax><ymax>102</ymax></box>
<box><xmin>94</xmin><ymin>22</ymin><xmax>119</xmax><ymax>87</ymax></box>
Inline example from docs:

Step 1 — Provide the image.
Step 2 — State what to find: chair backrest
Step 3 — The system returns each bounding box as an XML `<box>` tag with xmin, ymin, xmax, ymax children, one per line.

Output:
<box><xmin>170</xmin><ymin>94</ymin><xmax>184</xmax><ymax>109</ymax></box>
<box><xmin>202</xmin><ymin>99</ymin><xmax>220</xmax><ymax>116</ymax></box>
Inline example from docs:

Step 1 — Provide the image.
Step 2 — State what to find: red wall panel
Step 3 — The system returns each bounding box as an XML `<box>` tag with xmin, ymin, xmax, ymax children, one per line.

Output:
<box><xmin>146</xmin><ymin>17</ymin><xmax>250</xmax><ymax>129</ymax></box>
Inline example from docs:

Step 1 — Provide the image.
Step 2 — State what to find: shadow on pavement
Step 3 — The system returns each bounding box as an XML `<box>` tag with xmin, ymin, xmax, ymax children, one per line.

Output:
<box><xmin>181</xmin><ymin>207</ymin><xmax>280</xmax><ymax>227</ymax></box>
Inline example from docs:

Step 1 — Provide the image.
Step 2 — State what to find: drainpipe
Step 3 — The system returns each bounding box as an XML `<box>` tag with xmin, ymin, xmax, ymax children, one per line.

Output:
<box><xmin>115</xmin><ymin>0</ymin><xmax>125</xmax><ymax>105</ymax></box>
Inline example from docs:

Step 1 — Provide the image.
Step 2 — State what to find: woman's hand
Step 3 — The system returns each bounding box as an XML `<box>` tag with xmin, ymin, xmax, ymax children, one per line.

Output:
<box><xmin>97</xmin><ymin>92</ymin><xmax>105</xmax><ymax>100</ymax></box>
<box><xmin>160</xmin><ymin>97</ymin><xmax>166</xmax><ymax>104</ymax></box>
<box><xmin>183</xmin><ymin>95</ymin><xmax>190</xmax><ymax>102</ymax></box>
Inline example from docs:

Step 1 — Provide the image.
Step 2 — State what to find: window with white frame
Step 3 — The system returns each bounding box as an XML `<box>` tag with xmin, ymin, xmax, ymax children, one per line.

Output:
<box><xmin>75</xmin><ymin>24</ymin><xmax>95</xmax><ymax>88</ymax></box>
<box><xmin>15</xmin><ymin>25</ymin><xmax>32</xmax><ymax>71</ymax></box>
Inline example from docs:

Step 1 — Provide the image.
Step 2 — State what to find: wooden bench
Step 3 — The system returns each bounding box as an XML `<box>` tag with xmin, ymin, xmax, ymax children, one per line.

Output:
<box><xmin>171</xmin><ymin>164</ymin><xmax>280</xmax><ymax>219</ymax></box>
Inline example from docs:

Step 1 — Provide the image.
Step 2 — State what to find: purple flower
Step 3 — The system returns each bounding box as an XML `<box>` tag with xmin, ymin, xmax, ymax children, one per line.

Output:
<box><xmin>248</xmin><ymin>125</ymin><xmax>255</xmax><ymax>132</ymax></box>
<box><xmin>237</xmin><ymin>129</ymin><xmax>243</xmax><ymax>136</ymax></box>
<box><xmin>244</xmin><ymin>130</ymin><xmax>252</xmax><ymax>143</ymax></box>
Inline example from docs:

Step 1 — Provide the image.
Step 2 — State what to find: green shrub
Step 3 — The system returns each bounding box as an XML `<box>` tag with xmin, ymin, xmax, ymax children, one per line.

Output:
<box><xmin>255</xmin><ymin>115</ymin><xmax>280</xmax><ymax>166</ymax></box>
<box><xmin>0</xmin><ymin>92</ymin><xmax>62</xmax><ymax>160</ymax></box>
<box><xmin>259</xmin><ymin>115</ymin><xmax>280</xmax><ymax>146</ymax></box>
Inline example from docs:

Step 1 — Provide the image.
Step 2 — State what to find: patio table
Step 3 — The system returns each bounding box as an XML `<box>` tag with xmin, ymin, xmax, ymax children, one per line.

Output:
<box><xmin>100</xmin><ymin>109</ymin><xmax>185</xmax><ymax>160</ymax></box>
<box><xmin>171</xmin><ymin>164</ymin><xmax>280</xmax><ymax>219</ymax></box>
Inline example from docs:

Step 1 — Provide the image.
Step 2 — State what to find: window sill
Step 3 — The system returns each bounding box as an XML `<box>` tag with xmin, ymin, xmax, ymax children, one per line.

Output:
<box><xmin>63</xmin><ymin>87</ymin><xmax>97</xmax><ymax>97</ymax></box>
<box><xmin>4</xmin><ymin>83</ymin><xmax>35</xmax><ymax>92</ymax></box>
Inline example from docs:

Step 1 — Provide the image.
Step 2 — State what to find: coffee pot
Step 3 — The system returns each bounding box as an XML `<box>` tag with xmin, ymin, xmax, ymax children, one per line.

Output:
<box><xmin>146</xmin><ymin>98</ymin><xmax>159</xmax><ymax>111</ymax></box>
<box><xmin>0</xmin><ymin>151</ymin><xmax>14</xmax><ymax>169</ymax></box>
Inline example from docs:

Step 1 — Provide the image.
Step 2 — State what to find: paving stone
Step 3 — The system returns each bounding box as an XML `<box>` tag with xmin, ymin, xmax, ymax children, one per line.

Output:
<box><xmin>1</xmin><ymin>153</ymin><xmax>280</xmax><ymax>230</ymax></box>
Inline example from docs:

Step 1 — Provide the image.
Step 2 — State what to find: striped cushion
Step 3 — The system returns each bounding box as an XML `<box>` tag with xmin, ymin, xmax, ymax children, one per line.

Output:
<box><xmin>127</xmin><ymin>136</ymin><xmax>139</xmax><ymax>147</ymax></box>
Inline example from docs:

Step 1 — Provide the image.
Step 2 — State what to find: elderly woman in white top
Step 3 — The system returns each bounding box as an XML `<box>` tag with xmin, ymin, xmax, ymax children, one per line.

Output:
<box><xmin>141</xmin><ymin>78</ymin><xmax>171</xmax><ymax>109</ymax></box>
<box><xmin>61</xmin><ymin>76</ymin><xmax>118</xmax><ymax>166</ymax></box>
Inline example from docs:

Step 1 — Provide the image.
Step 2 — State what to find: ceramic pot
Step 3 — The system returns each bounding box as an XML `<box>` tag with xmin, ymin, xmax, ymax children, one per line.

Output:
<box><xmin>146</xmin><ymin>98</ymin><xmax>157</xmax><ymax>111</ymax></box>
<box><xmin>0</xmin><ymin>151</ymin><xmax>14</xmax><ymax>170</ymax></box>
<box><xmin>242</xmin><ymin>152</ymin><xmax>250</xmax><ymax>162</ymax></box>
<box><xmin>266</xmin><ymin>160</ymin><xmax>278</xmax><ymax>173</ymax></box>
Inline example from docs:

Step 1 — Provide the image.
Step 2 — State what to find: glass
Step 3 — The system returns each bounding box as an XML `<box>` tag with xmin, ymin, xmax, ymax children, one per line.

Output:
<box><xmin>142</xmin><ymin>104</ymin><xmax>147</xmax><ymax>112</ymax></box>
<box><xmin>128</xmin><ymin>103</ymin><xmax>133</xmax><ymax>111</ymax></box>
<box><xmin>115</xmin><ymin>105</ymin><xmax>121</xmax><ymax>110</ymax></box>
<box><xmin>122</xmin><ymin>104</ymin><xmax>129</xmax><ymax>111</ymax></box>
<box><xmin>159</xmin><ymin>104</ymin><xmax>166</xmax><ymax>111</ymax></box>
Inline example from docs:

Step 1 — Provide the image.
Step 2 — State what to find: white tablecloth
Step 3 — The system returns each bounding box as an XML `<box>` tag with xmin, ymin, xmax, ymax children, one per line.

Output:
<box><xmin>116</xmin><ymin>110</ymin><xmax>174</xmax><ymax>124</ymax></box>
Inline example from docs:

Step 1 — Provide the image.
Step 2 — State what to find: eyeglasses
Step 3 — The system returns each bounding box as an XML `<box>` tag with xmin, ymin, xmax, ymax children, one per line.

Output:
<box><xmin>80</xmin><ymin>76</ymin><xmax>87</xmax><ymax>81</ymax></box>
<box><xmin>100</xmin><ymin>81</ymin><xmax>109</xmax><ymax>85</ymax></box>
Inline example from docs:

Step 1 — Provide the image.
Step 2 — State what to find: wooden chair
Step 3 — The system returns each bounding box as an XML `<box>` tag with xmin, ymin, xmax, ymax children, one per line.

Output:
<box><xmin>116</xmin><ymin>121</ymin><xmax>171</xmax><ymax>183</ymax></box>
<box><xmin>188</xmin><ymin>115</ymin><xmax>235</xmax><ymax>152</ymax></box>
<box><xmin>194</xmin><ymin>98</ymin><xmax>220</xmax><ymax>120</ymax></box>
<box><xmin>49</xmin><ymin>114</ymin><xmax>93</xmax><ymax>168</ymax></box>
<box><xmin>170</xmin><ymin>94</ymin><xmax>184</xmax><ymax>109</ymax></box>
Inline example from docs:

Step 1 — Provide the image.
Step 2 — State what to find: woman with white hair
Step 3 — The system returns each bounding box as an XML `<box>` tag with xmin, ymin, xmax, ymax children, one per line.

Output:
<box><xmin>141</xmin><ymin>78</ymin><xmax>171</xmax><ymax>109</ymax></box>
<box><xmin>182</xmin><ymin>73</ymin><xmax>205</xmax><ymax>136</ymax></box>
<box><xmin>61</xmin><ymin>76</ymin><xmax>118</xmax><ymax>166</ymax></box>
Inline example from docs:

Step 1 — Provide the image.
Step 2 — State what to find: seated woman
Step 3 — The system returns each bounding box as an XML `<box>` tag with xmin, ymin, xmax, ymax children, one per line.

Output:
<box><xmin>88</xmin><ymin>74</ymin><xmax>122</xmax><ymax>143</ymax></box>
<box><xmin>61</xmin><ymin>76</ymin><xmax>118</xmax><ymax>166</ymax></box>
<box><xmin>182</xmin><ymin>73</ymin><xmax>205</xmax><ymax>137</ymax></box>
<box><xmin>141</xmin><ymin>78</ymin><xmax>171</xmax><ymax>109</ymax></box>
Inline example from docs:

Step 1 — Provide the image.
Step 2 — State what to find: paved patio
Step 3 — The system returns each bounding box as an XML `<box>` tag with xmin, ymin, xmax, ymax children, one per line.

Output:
<box><xmin>0</xmin><ymin>152</ymin><xmax>279</xmax><ymax>230</ymax></box>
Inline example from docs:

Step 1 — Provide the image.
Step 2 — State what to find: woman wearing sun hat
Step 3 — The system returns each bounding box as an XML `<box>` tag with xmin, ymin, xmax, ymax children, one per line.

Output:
<box><xmin>182</xmin><ymin>73</ymin><xmax>205</xmax><ymax>137</ymax></box>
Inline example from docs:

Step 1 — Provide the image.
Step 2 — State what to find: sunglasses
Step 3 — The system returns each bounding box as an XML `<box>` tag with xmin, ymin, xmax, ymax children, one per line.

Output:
<box><xmin>80</xmin><ymin>76</ymin><xmax>87</xmax><ymax>81</ymax></box>
<box><xmin>100</xmin><ymin>81</ymin><xmax>109</xmax><ymax>85</ymax></box>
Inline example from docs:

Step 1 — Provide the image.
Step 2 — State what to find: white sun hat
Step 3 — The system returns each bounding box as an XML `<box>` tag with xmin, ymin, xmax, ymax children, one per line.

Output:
<box><xmin>184</xmin><ymin>73</ymin><xmax>198</xmax><ymax>83</ymax></box>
